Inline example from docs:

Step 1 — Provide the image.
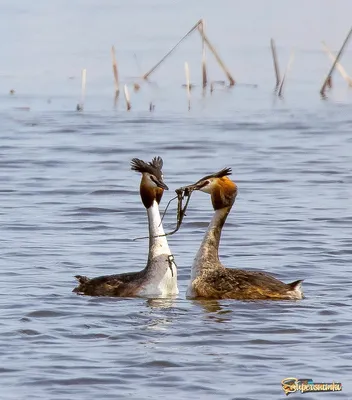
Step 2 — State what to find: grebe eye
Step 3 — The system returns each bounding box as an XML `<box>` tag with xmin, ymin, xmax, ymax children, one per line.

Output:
<box><xmin>198</xmin><ymin>179</ymin><xmax>211</xmax><ymax>189</ymax></box>
<box><xmin>150</xmin><ymin>174</ymin><xmax>169</xmax><ymax>190</ymax></box>
<box><xmin>150</xmin><ymin>175</ymin><xmax>158</xmax><ymax>184</ymax></box>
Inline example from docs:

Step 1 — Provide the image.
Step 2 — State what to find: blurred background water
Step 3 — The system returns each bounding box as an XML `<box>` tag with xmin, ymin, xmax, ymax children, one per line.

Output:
<box><xmin>0</xmin><ymin>1</ymin><xmax>352</xmax><ymax>399</ymax></box>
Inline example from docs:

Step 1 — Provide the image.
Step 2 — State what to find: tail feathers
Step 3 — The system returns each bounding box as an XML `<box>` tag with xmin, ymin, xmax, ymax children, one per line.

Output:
<box><xmin>73</xmin><ymin>275</ymin><xmax>90</xmax><ymax>293</ymax></box>
<box><xmin>288</xmin><ymin>279</ymin><xmax>303</xmax><ymax>290</ymax></box>
<box><xmin>288</xmin><ymin>279</ymin><xmax>304</xmax><ymax>299</ymax></box>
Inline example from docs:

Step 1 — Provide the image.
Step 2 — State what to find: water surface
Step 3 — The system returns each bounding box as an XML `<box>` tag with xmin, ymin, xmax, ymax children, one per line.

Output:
<box><xmin>1</xmin><ymin>1</ymin><xmax>352</xmax><ymax>399</ymax></box>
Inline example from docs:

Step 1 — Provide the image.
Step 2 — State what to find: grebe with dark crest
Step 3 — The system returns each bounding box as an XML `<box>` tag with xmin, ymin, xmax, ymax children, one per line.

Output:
<box><xmin>73</xmin><ymin>157</ymin><xmax>178</xmax><ymax>297</ymax></box>
<box><xmin>179</xmin><ymin>168</ymin><xmax>303</xmax><ymax>300</ymax></box>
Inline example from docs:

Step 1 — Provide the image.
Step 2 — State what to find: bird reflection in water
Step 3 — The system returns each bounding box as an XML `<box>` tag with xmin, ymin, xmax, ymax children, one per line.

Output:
<box><xmin>142</xmin><ymin>297</ymin><xmax>177</xmax><ymax>332</ymax></box>
<box><xmin>146</xmin><ymin>297</ymin><xmax>176</xmax><ymax>309</ymax></box>
<box><xmin>192</xmin><ymin>299</ymin><xmax>233</xmax><ymax>323</ymax></box>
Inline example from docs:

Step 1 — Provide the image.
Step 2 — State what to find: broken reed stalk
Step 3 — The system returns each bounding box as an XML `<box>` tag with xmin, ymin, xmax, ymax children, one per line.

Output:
<box><xmin>134</xmin><ymin>187</ymin><xmax>193</xmax><ymax>240</ymax></box>
<box><xmin>278</xmin><ymin>49</ymin><xmax>295</xmax><ymax>97</ymax></box>
<box><xmin>197</xmin><ymin>26</ymin><xmax>235</xmax><ymax>86</ymax></box>
<box><xmin>111</xmin><ymin>46</ymin><xmax>119</xmax><ymax>95</ymax></box>
<box><xmin>200</xmin><ymin>19</ymin><xmax>208</xmax><ymax>88</ymax></box>
<box><xmin>142</xmin><ymin>19</ymin><xmax>202</xmax><ymax>80</ymax></box>
<box><xmin>270</xmin><ymin>38</ymin><xmax>281</xmax><ymax>89</ymax></box>
<box><xmin>158</xmin><ymin>188</ymin><xmax>193</xmax><ymax>237</ymax></box>
<box><xmin>185</xmin><ymin>62</ymin><xmax>191</xmax><ymax>110</ymax></box>
<box><xmin>322</xmin><ymin>41</ymin><xmax>352</xmax><ymax>87</ymax></box>
<box><xmin>157</xmin><ymin>185</ymin><xmax>196</xmax><ymax>237</ymax></box>
<box><xmin>124</xmin><ymin>84</ymin><xmax>131</xmax><ymax>111</ymax></box>
<box><xmin>77</xmin><ymin>68</ymin><xmax>86</xmax><ymax>111</ymax></box>
<box><xmin>320</xmin><ymin>26</ymin><xmax>352</xmax><ymax>96</ymax></box>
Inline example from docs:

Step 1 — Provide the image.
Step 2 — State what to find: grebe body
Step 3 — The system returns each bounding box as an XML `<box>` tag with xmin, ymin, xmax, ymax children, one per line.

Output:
<box><xmin>73</xmin><ymin>157</ymin><xmax>178</xmax><ymax>297</ymax></box>
<box><xmin>183</xmin><ymin>168</ymin><xmax>303</xmax><ymax>301</ymax></box>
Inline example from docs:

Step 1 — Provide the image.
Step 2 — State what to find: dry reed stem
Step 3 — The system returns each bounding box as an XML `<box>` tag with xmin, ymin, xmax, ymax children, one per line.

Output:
<box><xmin>111</xmin><ymin>46</ymin><xmax>119</xmax><ymax>95</ymax></box>
<box><xmin>185</xmin><ymin>62</ymin><xmax>191</xmax><ymax>110</ymax></box>
<box><xmin>77</xmin><ymin>68</ymin><xmax>86</xmax><ymax>111</ymax></box>
<box><xmin>124</xmin><ymin>84</ymin><xmax>131</xmax><ymax>111</ymax></box>
<box><xmin>201</xmin><ymin>47</ymin><xmax>207</xmax><ymax>89</ymax></box>
<box><xmin>142</xmin><ymin>19</ymin><xmax>202</xmax><ymax>80</ymax></box>
<box><xmin>270</xmin><ymin>38</ymin><xmax>281</xmax><ymax>89</ymax></box>
<box><xmin>113</xmin><ymin>92</ymin><xmax>118</xmax><ymax>108</ymax></box>
<box><xmin>197</xmin><ymin>26</ymin><xmax>235</xmax><ymax>86</ymax></box>
<box><xmin>200</xmin><ymin>19</ymin><xmax>208</xmax><ymax>88</ymax></box>
<box><xmin>322</xmin><ymin>41</ymin><xmax>352</xmax><ymax>87</ymax></box>
<box><xmin>278</xmin><ymin>49</ymin><xmax>295</xmax><ymax>97</ymax></box>
<box><xmin>320</xmin><ymin>26</ymin><xmax>352</xmax><ymax>96</ymax></box>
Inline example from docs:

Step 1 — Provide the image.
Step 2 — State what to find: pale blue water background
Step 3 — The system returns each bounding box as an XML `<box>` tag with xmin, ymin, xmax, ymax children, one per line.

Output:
<box><xmin>0</xmin><ymin>1</ymin><xmax>352</xmax><ymax>399</ymax></box>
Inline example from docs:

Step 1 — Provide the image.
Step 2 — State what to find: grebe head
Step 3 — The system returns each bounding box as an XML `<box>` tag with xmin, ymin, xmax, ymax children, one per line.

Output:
<box><xmin>131</xmin><ymin>157</ymin><xmax>168</xmax><ymax>208</ymax></box>
<box><xmin>187</xmin><ymin>167</ymin><xmax>237</xmax><ymax>210</ymax></box>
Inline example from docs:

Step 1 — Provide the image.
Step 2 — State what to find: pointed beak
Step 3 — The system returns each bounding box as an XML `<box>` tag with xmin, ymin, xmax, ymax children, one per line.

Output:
<box><xmin>155</xmin><ymin>179</ymin><xmax>169</xmax><ymax>190</ymax></box>
<box><xmin>176</xmin><ymin>180</ymin><xmax>205</xmax><ymax>195</ymax></box>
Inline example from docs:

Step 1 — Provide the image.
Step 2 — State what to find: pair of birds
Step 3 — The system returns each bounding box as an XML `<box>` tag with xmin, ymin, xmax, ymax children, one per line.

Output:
<box><xmin>73</xmin><ymin>157</ymin><xmax>303</xmax><ymax>300</ymax></box>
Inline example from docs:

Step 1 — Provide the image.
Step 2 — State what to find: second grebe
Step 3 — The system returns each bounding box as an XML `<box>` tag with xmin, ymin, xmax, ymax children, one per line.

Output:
<box><xmin>73</xmin><ymin>157</ymin><xmax>178</xmax><ymax>297</ymax></box>
<box><xmin>182</xmin><ymin>168</ymin><xmax>303</xmax><ymax>300</ymax></box>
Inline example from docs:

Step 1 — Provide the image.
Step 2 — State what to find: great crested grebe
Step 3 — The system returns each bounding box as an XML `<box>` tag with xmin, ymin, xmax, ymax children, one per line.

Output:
<box><xmin>73</xmin><ymin>157</ymin><xmax>178</xmax><ymax>297</ymax></box>
<box><xmin>182</xmin><ymin>168</ymin><xmax>303</xmax><ymax>300</ymax></box>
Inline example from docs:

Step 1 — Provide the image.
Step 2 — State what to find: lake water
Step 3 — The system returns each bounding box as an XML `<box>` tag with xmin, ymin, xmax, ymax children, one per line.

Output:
<box><xmin>1</xmin><ymin>1</ymin><xmax>352</xmax><ymax>399</ymax></box>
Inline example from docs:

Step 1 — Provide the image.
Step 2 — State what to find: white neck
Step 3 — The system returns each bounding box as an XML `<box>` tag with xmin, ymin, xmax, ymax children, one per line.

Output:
<box><xmin>147</xmin><ymin>200</ymin><xmax>171</xmax><ymax>260</ymax></box>
<box><xmin>138</xmin><ymin>200</ymin><xmax>178</xmax><ymax>297</ymax></box>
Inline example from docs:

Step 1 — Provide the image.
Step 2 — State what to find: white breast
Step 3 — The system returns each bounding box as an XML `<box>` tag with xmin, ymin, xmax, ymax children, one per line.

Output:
<box><xmin>138</xmin><ymin>257</ymin><xmax>179</xmax><ymax>297</ymax></box>
<box><xmin>138</xmin><ymin>201</ymin><xmax>179</xmax><ymax>297</ymax></box>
